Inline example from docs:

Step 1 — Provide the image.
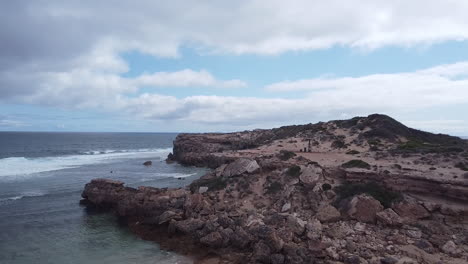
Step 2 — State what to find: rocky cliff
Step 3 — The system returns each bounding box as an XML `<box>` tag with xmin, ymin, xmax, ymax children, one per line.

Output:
<box><xmin>81</xmin><ymin>114</ymin><xmax>468</xmax><ymax>264</ymax></box>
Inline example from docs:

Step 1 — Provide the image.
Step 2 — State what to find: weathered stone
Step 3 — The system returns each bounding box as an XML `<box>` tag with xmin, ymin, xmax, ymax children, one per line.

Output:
<box><xmin>281</xmin><ymin>202</ymin><xmax>291</xmax><ymax>212</ymax></box>
<box><xmin>441</xmin><ymin>240</ymin><xmax>458</xmax><ymax>256</ymax></box>
<box><xmin>222</xmin><ymin>158</ymin><xmax>260</xmax><ymax>177</ymax></box>
<box><xmin>253</xmin><ymin>242</ymin><xmax>271</xmax><ymax>263</ymax></box>
<box><xmin>158</xmin><ymin>210</ymin><xmax>181</xmax><ymax>224</ymax></box>
<box><xmin>270</xmin><ymin>254</ymin><xmax>285</xmax><ymax>264</ymax></box>
<box><xmin>143</xmin><ymin>161</ymin><xmax>152</xmax><ymax>166</ymax></box>
<box><xmin>200</xmin><ymin>231</ymin><xmax>223</xmax><ymax>248</ymax></box>
<box><xmin>392</xmin><ymin>201</ymin><xmax>430</xmax><ymax>223</ymax></box>
<box><xmin>230</xmin><ymin>226</ymin><xmax>252</xmax><ymax>249</ymax></box>
<box><xmin>287</xmin><ymin>215</ymin><xmax>306</xmax><ymax>236</ymax></box>
<box><xmin>347</xmin><ymin>194</ymin><xmax>383</xmax><ymax>223</ymax></box>
<box><xmin>299</xmin><ymin>164</ymin><xmax>322</xmax><ymax>187</ymax></box>
<box><xmin>376</xmin><ymin>208</ymin><xmax>403</xmax><ymax>226</ymax></box>
<box><xmin>174</xmin><ymin>218</ymin><xmax>204</xmax><ymax>234</ymax></box>
<box><xmin>198</xmin><ymin>186</ymin><xmax>208</xmax><ymax>194</ymax></box>
<box><xmin>316</xmin><ymin>204</ymin><xmax>341</xmax><ymax>223</ymax></box>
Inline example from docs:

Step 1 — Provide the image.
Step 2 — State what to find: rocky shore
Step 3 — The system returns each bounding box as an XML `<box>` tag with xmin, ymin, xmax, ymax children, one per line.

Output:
<box><xmin>81</xmin><ymin>114</ymin><xmax>468</xmax><ymax>264</ymax></box>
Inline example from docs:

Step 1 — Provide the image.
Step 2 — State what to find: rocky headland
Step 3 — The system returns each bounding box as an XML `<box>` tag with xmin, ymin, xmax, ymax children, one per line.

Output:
<box><xmin>81</xmin><ymin>114</ymin><xmax>468</xmax><ymax>264</ymax></box>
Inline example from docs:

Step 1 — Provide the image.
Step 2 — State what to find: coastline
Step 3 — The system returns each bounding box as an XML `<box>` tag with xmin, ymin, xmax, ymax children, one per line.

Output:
<box><xmin>81</xmin><ymin>114</ymin><xmax>468</xmax><ymax>263</ymax></box>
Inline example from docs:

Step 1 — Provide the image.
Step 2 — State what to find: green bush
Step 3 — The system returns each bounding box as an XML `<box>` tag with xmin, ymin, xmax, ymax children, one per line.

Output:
<box><xmin>342</xmin><ymin>160</ymin><xmax>371</xmax><ymax>169</ymax></box>
<box><xmin>278</xmin><ymin>150</ymin><xmax>296</xmax><ymax>161</ymax></box>
<box><xmin>346</xmin><ymin>150</ymin><xmax>360</xmax><ymax>155</ymax></box>
<box><xmin>335</xmin><ymin>182</ymin><xmax>402</xmax><ymax>208</ymax></box>
<box><xmin>266</xmin><ymin>182</ymin><xmax>282</xmax><ymax>194</ymax></box>
<box><xmin>286</xmin><ymin>165</ymin><xmax>301</xmax><ymax>177</ymax></box>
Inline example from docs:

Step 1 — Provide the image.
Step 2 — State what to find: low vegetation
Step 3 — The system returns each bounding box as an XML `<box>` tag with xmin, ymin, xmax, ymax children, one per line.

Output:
<box><xmin>278</xmin><ymin>150</ymin><xmax>296</xmax><ymax>161</ymax></box>
<box><xmin>335</xmin><ymin>182</ymin><xmax>402</xmax><ymax>208</ymax></box>
<box><xmin>342</xmin><ymin>159</ymin><xmax>371</xmax><ymax>169</ymax></box>
<box><xmin>266</xmin><ymin>182</ymin><xmax>282</xmax><ymax>194</ymax></box>
<box><xmin>286</xmin><ymin>165</ymin><xmax>301</xmax><ymax>177</ymax></box>
<box><xmin>190</xmin><ymin>177</ymin><xmax>227</xmax><ymax>193</ymax></box>
<box><xmin>397</xmin><ymin>139</ymin><xmax>465</xmax><ymax>153</ymax></box>
<box><xmin>331</xmin><ymin>140</ymin><xmax>346</xmax><ymax>149</ymax></box>
<box><xmin>455</xmin><ymin>162</ymin><xmax>468</xmax><ymax>171</ymax></box>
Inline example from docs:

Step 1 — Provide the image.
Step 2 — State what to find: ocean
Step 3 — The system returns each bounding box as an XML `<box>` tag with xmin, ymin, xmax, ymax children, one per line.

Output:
<box><xmin>0</xmin><ymin>132</ymin><xmax>208</xmax><ymax>264</ymax></box>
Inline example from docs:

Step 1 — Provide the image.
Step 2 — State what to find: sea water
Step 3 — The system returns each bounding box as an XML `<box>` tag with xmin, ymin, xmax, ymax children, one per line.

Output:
<box><xmin>0</xmin><ymin>132</ymin><xmax>208</xmax><ymax>264</ymax></box>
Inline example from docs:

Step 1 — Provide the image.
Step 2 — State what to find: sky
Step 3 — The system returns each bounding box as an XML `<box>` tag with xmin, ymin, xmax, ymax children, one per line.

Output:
<box><xmin>1</xmin><ymin>1</ymin><xmax>468</xmax><ymax>135</ymax></box>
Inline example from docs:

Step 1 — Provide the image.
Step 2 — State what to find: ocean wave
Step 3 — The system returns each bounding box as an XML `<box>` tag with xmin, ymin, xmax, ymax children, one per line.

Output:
<box><xmin>0</xmin><ymin>148</ymin><xmax>172</xmax><ymax>178</ymax></box>
<box><xmin>154</xmin><ymin>172</ymin><xmax>198</xmax><ymax>179</ymax></box>
<box><xmin>0</xmin><ymin>191</ymin><xmax>46</xmax><ymax>202</ymax></box>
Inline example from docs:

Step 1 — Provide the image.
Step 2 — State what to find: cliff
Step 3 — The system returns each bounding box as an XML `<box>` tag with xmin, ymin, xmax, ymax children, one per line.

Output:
<box><xmin>81</xmin><ymin>114</ymin><xmax>468</xmax><ymax>263</ymax></box>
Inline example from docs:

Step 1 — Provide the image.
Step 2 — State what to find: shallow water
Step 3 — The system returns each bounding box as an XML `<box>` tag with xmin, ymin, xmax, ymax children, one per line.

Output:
<box><xmin>0</xmin><ymin>132</ymin><xmax>208</xmax><ymax>264</ymax></box>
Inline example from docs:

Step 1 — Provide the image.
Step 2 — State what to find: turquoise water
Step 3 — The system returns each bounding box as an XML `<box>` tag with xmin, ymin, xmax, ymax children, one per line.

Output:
<box><xmin>0</xmin><ymin>132</ymin><xmax>208</xmax><ymax>264</ymax></box>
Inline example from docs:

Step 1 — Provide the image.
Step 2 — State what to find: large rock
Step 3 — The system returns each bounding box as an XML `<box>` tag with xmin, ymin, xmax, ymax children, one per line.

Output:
<box><xmin>174</xmin><ymin>218</ymin><xmax>205</xmax><ymax>234</ymax></box>
<box><xmin>221</xmin><ymin>158</ymin><xmax>260</xmax><ymax>177</ymax></box>
<box><xmin>316</xmin><ymin>204</ymin><xmax>341</xmax><ymax>223</ymax></box>
<box><xmin>392</xmin><ymin>201</ymin><xmax>430</xmax><ymax>223</ymax></box>
<box><xmin>347</xmin><ymin>194</ymin><xmax>384</xmax><ymax>223</ymax></box>
<box><xmin>376</xmin><ymin>208</ymin><xmax>403</xmax><ymax>226</ymax></box>
<box><xmin>200</xmin><ymin>231</ymin><xmax>223</xmax><ymax>248</ymax></box>
<box><xmin>299</xmin><ymin>164</ymin><xmax>322</xmax><ymax>187</ymax></box>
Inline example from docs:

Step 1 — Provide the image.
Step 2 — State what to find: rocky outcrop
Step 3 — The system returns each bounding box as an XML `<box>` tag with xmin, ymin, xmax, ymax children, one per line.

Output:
<box><xmin>221</xmin><ymin>158</ymin><xmax>260</xmax><ymax>177</ymax></box>
<box><xmin>82</xmin><ymin>114</ymin><xmax>468</xmax><ymax>263</ymax></box>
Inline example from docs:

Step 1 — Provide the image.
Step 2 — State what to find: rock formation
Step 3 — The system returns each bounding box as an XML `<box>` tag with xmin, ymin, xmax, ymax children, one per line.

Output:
<box><xmin>81</xmin><ymin>114</ymin><xmax>468</xmax><ymax>263</ymax></box>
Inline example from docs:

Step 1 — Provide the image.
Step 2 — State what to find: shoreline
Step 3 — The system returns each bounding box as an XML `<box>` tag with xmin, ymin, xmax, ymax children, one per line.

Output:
<box><xmin>81</xmin><ymin>114</ymin><xmax>468</xmax><ymax>263</ymax></box>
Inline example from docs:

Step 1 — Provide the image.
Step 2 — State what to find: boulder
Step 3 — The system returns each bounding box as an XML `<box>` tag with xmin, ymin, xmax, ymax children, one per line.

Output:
<box><xmin>299</xmin><ymin>164</ymin><xmax>322</xmax><ymax>187</ymax></box>
<box><xmin>221</xmin><ymin>158</ymin><xmax>260</xmax><ymax>177</ymax></box>
<box><xmin>347</xmin><ymin>194</ymin><xmax>383</xmax><ymax>223</ymax></box>
<box><xmin>376</xmin><ymin>208</ymin><xmax>403</xmax><ymax>226</ymax></box>
<box><xmin>174</xmin><ymin>218</ymin><xmax>205</xmax><ymax>234</ymax></box>
<box><xmin>253</xmin><ymin>242</ymin><xmax>272</xmax><ymax>263</ymax></box>
<box><xmin>158</xmin><ymin>210</ymin><xmax>181</xmax><ymax>224</ymax></box>
<box><xmin>200</xmin><ymin>231</ymin><xmax>223</xmax><ymax>248</ymax></box>
<box><xmin>143</xmin><ymin>161</ymin><xmax>152</xmax><ymax>166</ymax></box>
<box><xmin>392</xmin><ymin>201</ymin><xmax>430</xmax><ymax>223</ymax></box>
<box><xmin>316</xmin><ymin>204</ymin><xmax>341</xmax><ymax>223</ymax></box>
<box><xmin>441</xmin><ymin>240</ymin><xmax>459</xmax><ymax>256</ymax></box>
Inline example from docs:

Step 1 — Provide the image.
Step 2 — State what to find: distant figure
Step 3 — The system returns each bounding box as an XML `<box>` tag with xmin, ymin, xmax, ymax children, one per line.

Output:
<box><xmin>110</xmin><ymin>171</ymin><xmax>113</xmax><ymax>173</ymax></box>
<box><xmin>143</xmin><ymin>161</ymin><xmax>152</xmax><ymax>166</ymax></box>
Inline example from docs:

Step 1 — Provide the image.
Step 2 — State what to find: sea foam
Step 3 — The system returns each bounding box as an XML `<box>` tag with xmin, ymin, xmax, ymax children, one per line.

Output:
<box><xmin>0</xmin><ymin>148</ymin><xmax>172</xmax><ymax>179</ymax></box>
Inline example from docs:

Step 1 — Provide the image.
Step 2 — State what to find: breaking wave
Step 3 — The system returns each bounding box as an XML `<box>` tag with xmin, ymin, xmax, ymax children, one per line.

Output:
<box><xmin>0</xmin><ymin>148</ymin><xmax>172</xmax><ymax>178</ymax></box>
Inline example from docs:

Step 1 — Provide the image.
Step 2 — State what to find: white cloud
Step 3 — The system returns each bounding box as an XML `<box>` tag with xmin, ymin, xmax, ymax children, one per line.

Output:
<box><xmin>134</xmin><ymin>69</ymin><xmax>246</xmax><ymax>88</ymax></box>
<box><xmin>264</xmin><ymin>62</ymin><xmax>468</xmax><ymax>111</ymax></box>
<box><xmin>2</xmin><ymin>1</ymin><xmax>468</xmax><ymax>133</ymax></box>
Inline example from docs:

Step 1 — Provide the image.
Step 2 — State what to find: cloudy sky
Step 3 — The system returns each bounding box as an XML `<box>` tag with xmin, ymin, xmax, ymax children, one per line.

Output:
<box><xmin>1</xmin><ymin>1</ymin><xmax>468</xmax><ymax>135</ymax></box>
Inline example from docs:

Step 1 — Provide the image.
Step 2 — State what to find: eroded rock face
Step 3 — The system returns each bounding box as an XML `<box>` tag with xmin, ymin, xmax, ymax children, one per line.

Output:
<box><xmin>347</xmin><ymin>194</ymin><xmax>384</xmax><ymax>223</ymax></box>
<box><xmin>221</xmin><ymin>158</ymin><xmax>260</xmax><ymax>177</ymax></box>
